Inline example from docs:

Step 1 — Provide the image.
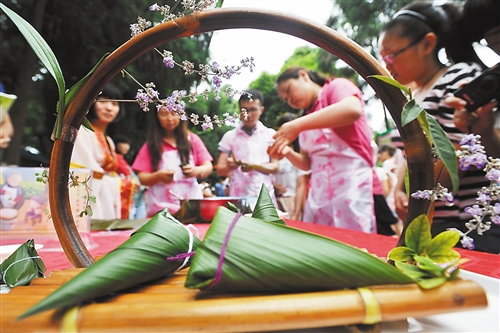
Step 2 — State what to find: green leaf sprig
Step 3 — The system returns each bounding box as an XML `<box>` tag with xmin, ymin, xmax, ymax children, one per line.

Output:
<box><xmin>369</xmin><ymin>75</ymin><xmax>459</xmax><ymax>194</ymax></box>
<box><xmin>387</xmin><ymin>215</ymin><xmax>466</xmax><ymax>289</ymax></box>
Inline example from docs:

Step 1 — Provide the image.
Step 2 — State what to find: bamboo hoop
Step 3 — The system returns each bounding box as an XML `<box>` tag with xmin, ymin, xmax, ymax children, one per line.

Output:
<box><xmin>48</xmin><ymin>8</ymin><xmax>433</xmax><ymax>267</ymax></box>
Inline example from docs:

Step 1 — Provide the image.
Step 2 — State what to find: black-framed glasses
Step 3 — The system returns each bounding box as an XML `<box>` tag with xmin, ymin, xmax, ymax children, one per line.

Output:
<box><xmin>382</xmin><ymin>35</ymin><xmax>425</xmax><ymax>65</ymax></box>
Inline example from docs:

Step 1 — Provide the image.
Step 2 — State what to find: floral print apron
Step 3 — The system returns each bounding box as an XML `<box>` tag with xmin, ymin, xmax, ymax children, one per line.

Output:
<box><xmin>300</xmin><ymin>127</ymin><xmax>375</xmax><ymax>233</ymax></box>
<box><xmin>144</xmin><ymin>150</ymin><xmax>202</xmax><ymax>216</ymax></box>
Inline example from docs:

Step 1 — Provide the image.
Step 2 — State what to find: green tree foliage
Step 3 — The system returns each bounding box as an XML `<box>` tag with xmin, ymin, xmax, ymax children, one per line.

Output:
<box><xmin>249</xmin><ymin>72</ymin><xmax>295</xmax><ymax>130</ymax></box>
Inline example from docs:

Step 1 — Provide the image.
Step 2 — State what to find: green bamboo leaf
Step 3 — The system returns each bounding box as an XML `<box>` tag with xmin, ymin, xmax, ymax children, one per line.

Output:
<box><xmin>64</xmin><ymin>53</ymin><xmax>109</xmax><ymax>132</ymax></box>
<box><xmin>227</xmin><ymin>202</ymin><xmax>239</xmax><ymax>212</ymax></box>
<box><xmin>417</xmin><ymin>111</ymin><xmax>432</xmax><ymax>144</ymax></box>
<box><xmin>0</xmin><ymin>3</ymin><xmax>66</xmax><ymax>137</ymax></box>
<box><xmin>387</xmin><ymin>246</ymin><xmax>416</xmax><ymax>262</ymax></box>
<box><xmin>394</xmin><ymin>261</ymin><xmax>430</xmax><ymax>280</ymax></box>
<box><xmin>251</xmin><ymin>185</ymin><xmax>285</xmax><ymax>225</ymax></box>
<box><xmin>425</xmin><ymin>113</ymin><xmax>459</xmax><ymax>194</ymax></box>
<box><xmin>416</xmin><ymin>277</ymin><xmax>447</xmax><ymax>289</ymax></box>
<box><xmin>0</xmin><ymin>4</ymin><xmax>65</xmax><ymax>92</ymax></box>
<box><xmin>18</xmin><ymin>209</ymin><xmax>200</xmax><ymax>320</ymax></box>
<box><xmin>65</xmin><ymin>53</ymin><xmax>109</xmax><ymax>107</ymax></box>
<box><xmin>413</xmin><ymin>255</ymin><xmax>443</xmax><ymax>274</ymax></box>
<box><xmin>185</xmin><ymin>207</ymin><xmax>413</xmax><ymax>292</ymax></box>
<box><xmin>368</xmin><ymin>75</ymin><xmax>411</xmax><ymax>96</ymax></box>
<box><xmin>426</xmin><ymin>230</ymin><xmax>461</xmax><ymax>263</ymax></box>
<box><xmin>401</xmin><ymin>99</ymin><xmax>424</xmax><ymax>126</ymax></box>
<box><xmin>405</xmin><ymin>214</ymin><xmax>432</xmax><ymax>255</ymax></box>
<box><xmin>0</xmin><ymin>239</ymin><xmax>45</xmax><ymax>287</ymax></box>
<box><xmin>450</xmin><ymin>266</ymin><xmax>461</xmax><ymax>280</ymax></box>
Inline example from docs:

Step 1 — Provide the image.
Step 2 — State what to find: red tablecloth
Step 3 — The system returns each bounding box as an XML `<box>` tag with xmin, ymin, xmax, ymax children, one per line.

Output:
<box><xmin>4</xmin><ymin>220</ymin><xmax>499</xmax><ymax>278</ymax></box>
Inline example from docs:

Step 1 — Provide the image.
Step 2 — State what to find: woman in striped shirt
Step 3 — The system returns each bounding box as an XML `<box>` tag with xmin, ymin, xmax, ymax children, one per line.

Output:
<box><xmin>378</xmin><ymin>1</ymin><xmax>500</xmax><ymax>253</ymax></box>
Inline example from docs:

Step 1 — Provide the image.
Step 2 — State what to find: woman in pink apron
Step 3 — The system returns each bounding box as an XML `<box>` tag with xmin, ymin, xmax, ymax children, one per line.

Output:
<box><xmin>132</xmin><ymin>107</ymin><xmax>213</xmax><ymax>217</ymax></box>
<box><xmin>269</xmin><ymin>67</ymin><xmax>376</xmax><ymax>233</ymax></box>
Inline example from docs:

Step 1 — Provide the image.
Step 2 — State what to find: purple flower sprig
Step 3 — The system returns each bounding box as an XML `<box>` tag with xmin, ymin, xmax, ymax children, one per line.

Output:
<box><xmin>128</xmin><ymin>1</ymin><xmax>255</xmax><ymax>131</ymax></box>
<box><xmin>131</xmin><ymin>1</ymin><xmax>218</xmax><ymax>37</ymax></box>
<box><xmin>411</xmin><ymin>183</ymin><xmax>455</xmax><ymax>206</ymax></box>
<box><xmin>412</xmin><ymin>135</ymin><xmax>500</xmax><ymax>250</ymax></box>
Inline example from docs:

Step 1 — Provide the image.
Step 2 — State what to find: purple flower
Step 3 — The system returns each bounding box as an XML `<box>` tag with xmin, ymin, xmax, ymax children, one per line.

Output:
<box><xmin>443</xmin><ymin>192</ymin><xmax>454</xmax><ymax>206</ymax></box>
<box><xmin>163</xmin><ymin>57</ymin><xmax>175</xmax><ymax>68</ymax></box>
<box><xmin>150</xmin><ymin>3</ymin><xmax>160</xmax><ymax>11</ymax></box>
<box><xmin>471</xmin><ymin>153</ymin><xmax>487</xmax><ymax>169</ymax></box>
<box><xmin>477</xmin><ymin>192</ymin><xmax>491</xmax><ymax>204</ymax></box>
<box><xmin>492</xmin><ymin>203</ymin><xmax>500</xmax><ymax>214</ymax></box>
<box><xmin>212</xmin><ymin>75</ymin><xmax>222</xmax><ymax>88</ymax></box>
<box><xmin>459</xmin><ymin>155</ymin><xmax>473</xmax><ymax>171</ymax></box>
<box><xmin>464</xmin><ymin>205</ymin><xmax>483</xmax><ymax>216</ymax></box>
<box><xmin>212</xmin><ymin>61</ymin><xmax>219</xmax><ymax>71</ymax></box>
<box><xmin>486</xmin><ymin>169</ymin><xmax>500</xmax><ymax>182</ymax></box>
<box><xmin>460</xmin><ymin>236</ymin><xmax>475</xmax><ymax>250</ymax></box>
<box><xmin>459</xmin><ymin>134</ymin><xmax>477</xmax><ymax>146</ymax></box>
<box><xmin>492</xmin><ymin>215</ymin><xmax>500</xmax><ymax>225</ymax></box>
<box><xmin>411</xmin><ymin>190</ymin><xmax>431</xmax><ymax>200</ymax></box>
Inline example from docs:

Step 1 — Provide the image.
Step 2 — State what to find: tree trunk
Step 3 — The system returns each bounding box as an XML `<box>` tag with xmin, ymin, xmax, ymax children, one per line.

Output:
<box><xmin>3</xmin><ymin>0</ymin><xmax>47</xmax><ymax>166</ymax></box>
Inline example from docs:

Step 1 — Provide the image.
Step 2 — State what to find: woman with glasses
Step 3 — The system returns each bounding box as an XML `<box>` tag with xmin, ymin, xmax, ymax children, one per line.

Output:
<box><xmin>378</xmin><ymin>2</ymin><xmax>499</xmax><ymax>253</ymax></box>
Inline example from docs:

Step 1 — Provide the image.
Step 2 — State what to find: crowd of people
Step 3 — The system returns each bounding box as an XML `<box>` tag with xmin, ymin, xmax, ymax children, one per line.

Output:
<box><xmin>2</xmin><ymin>1</ymin><xmax>497</xmax><ymax>254</ymax></box>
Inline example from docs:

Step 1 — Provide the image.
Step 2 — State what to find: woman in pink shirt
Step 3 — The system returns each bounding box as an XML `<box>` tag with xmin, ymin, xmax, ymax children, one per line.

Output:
<box><xmin>132</xmin><ymin>107</ymin><xmax>213</xmax><ymax>217</ymax></box>
<box><xmin>268</xmin><ymin>67</ymin><xmax>376</xmax><ymax>233</ymax></box>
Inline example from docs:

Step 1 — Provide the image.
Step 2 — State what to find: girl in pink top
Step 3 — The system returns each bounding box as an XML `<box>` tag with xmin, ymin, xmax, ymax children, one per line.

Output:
<box><xmin>132</xmin><ymin>107</ymin><xmax>213</xmax><ymax>217</ymax></box>
<box><xmin>268</xmin><ymin>67</ymin><xmax>376</xmax><ymax>233</ymax></box>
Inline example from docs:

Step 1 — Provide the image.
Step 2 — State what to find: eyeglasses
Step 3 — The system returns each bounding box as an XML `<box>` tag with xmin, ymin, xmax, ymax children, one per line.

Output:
<box><xmin>241</xmin><ymin>107</ymin><xmax>260</xmax><ymax>113</ymax></box>
<box><xmin>381</xmin><ymin>36</ymin><xmax>425</xmax><ymax>65</ymax></box>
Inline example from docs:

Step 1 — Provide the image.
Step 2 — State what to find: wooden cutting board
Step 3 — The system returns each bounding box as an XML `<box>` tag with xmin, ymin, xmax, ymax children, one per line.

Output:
<box><xmin>1</xmin><ymin>268</ymin><xmax>487</xmax><ymax>332</ymax></box>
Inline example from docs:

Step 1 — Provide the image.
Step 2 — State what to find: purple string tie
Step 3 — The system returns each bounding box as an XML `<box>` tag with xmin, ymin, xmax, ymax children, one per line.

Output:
<box><xmin>166</xmin><ymin>252</ymin><xmax>196</xmax><ymax>261</ymax></box>
<box><xmin>208</xmin><ymin>212</ymin><xmax>243</xmax><ymax>289</ymax></box>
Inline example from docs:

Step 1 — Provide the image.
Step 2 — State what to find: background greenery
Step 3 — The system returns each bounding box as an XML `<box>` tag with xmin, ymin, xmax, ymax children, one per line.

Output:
<box><xmin>4</xmin><ymin>0</ymin><xmax>460</xmax><ymax>177</ymax></box>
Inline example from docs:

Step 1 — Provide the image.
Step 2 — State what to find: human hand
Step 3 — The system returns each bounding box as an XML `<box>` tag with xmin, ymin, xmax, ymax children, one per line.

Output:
<box><xmin>240</xmin><ymin>164</ymin><xmax>253</xmax><ymax>173</ymax></box>
<box><xmin>0</xmin><ymin>135</ymin><xmax>11</xmax><ymax>149</ymax></box>
<box><xmin>158</xmin><ymin>169</ymin><xmax>175</xmax><ymax>183</ymax></box>
<box><xmin>267</xmin><ymin>145</ymin><xmax>292</xmax><ymax>160</ymax></box>
<box><xmin>181</xmin><ymin>164</ymin><xmax>197</xmax><ymax>178</ymax></box>
<box><xmin>394</xmin><ymin>189</ymin><xmax>408</xmax><ymax>222</ymax></box>
<box><xmin>447</xmin><ymin>94</ymin><xmax>498</xmax><ymax>135</ymax></box>
<box><xmin>227</xmin><ymin>157</ymin><xmax>238</xmax><ymax>170</ymax></box>
<box><xmin>274</xmin><ymin>183</ymin><xmax>287</xmax><ymax>196</ymax></box>
<box><xmin>269</xmin><ymin>121</ymin><xmax>299</xmax><ymax>157</ymax></box>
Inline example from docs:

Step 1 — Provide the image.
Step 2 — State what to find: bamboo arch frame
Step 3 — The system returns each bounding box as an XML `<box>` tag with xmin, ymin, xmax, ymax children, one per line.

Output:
<box><xmin>48</xmin><ymin>8</ymin><xmax>433</xmax><ymax>268</ymax></box>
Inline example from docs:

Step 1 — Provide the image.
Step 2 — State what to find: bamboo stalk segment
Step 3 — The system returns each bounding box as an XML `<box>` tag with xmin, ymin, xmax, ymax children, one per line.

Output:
<box><xmin>0</xmin><ymin>270</ymin><xmax>487</xmax><ymax>333</ymax></box>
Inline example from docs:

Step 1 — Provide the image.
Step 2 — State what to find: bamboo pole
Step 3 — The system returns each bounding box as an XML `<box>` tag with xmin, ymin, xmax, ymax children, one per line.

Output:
<box><xmin>1</xmin><ymin>273</ymin><xmax>487</xmax><ymax>333</ymax></box>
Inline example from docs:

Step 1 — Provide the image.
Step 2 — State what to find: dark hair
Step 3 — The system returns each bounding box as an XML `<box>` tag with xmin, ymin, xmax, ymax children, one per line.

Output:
<box><xmin>276</xmin><ymin>112</ymin><xmax>300</xmax><ymax>153</ymax></box>
<box><xmin>457</xmin><ymin>0</ymin><xmax>500</xmax><ymax>43</ymax></box>
<box><xmin>381</xmin><ymin>2</ymin><xmax>480</xmax><ymax>65</ymax></box>
<box><xmin>378</xmin><ymin>144</ymin><xmax>396</xmax><ymax>157</ymax></box>
<box><xmin>87</xmin><ymin>83</ymin><xmax>125</xmax><ymax>123</ymax></box>
<box><xmin>277</xmin><ymin>67</ymin><xmax>328</xmax><ymax>87</ymax></box>
<box><xmin>147</xmin><ymin>109</ymin><xmax>192</xmax><ymax>171</ymax></box>
<box><xmin>113</xmin><ymin>134</ymin><xmax>131</xmax><ymax>145</ymax></box>
<box><xmin>239</xmin><ymin>89</ymin><xmax>264</xmax><ymax>106</ymax></box>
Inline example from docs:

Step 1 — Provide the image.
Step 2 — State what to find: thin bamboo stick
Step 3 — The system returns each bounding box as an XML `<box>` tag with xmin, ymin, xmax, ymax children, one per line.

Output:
<box><xmin>1</xmin><ymin>278</ymin><xmax>487</xmax><ymax>333</ymax></box>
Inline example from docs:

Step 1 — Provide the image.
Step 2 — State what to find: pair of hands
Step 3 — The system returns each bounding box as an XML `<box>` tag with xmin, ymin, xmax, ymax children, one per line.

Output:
<box><xmin>267</xmin><ymin>121</ymin><xmax>299</xmax><ymax>160</ymax></box>
<box><xmin>449</xmin><ymin>97</ymin><xmax>498</xmax><ymax>135</ymax></box>
<box><xmin>156</xmin><ymin>164</ymin><xmax>198</xmax><ymax>184</ymax></box>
